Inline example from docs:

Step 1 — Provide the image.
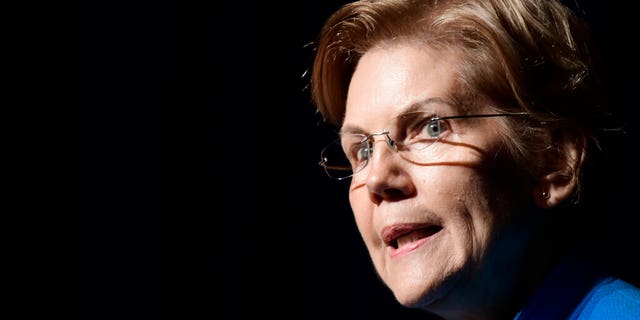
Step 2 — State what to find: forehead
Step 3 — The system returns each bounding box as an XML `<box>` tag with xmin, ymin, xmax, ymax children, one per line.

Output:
<box><xmin>344</xmin><ymin>43</ymin><xmax>464</xmax><ymax>130</ymax></box>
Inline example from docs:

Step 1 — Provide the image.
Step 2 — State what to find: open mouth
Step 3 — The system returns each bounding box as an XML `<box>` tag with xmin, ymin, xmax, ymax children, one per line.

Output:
<box><xmin>383</xmin><ymin>224</ymin><xmax>443</xmax><ymax>249</ymax></box>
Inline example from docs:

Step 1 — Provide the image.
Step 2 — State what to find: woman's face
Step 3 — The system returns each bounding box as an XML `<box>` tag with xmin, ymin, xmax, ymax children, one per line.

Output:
<box><xmin>343</xmin><ymin>43</ymin><xmax>530</xmax><ymax>311</ymax></box>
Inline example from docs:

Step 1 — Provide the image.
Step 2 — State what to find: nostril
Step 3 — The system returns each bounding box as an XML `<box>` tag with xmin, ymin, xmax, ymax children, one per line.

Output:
<box><xmin>381</xmin><ymin>188</ymin><xmax>406</xmax><ymax>201</ymax></box>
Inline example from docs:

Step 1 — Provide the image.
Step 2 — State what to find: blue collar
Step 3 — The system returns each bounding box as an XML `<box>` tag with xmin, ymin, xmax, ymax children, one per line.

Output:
<box><xmin>514</xmin><ymin>251</ymin><xmax>608</xmax><ymax>320</ymax></box>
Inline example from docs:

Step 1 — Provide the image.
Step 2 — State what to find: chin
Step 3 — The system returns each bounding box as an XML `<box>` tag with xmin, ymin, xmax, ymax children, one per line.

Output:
<box><xmin>390</xmin><ymin>268</ymin><xmax>465</xmax><ymax>312</ymax></box>
<box><xmin>390</xmin><ymin>280</ymin><xmax>442</xmax><ymax>309</ymax></box>
<box><xmin>395</xmin><ymin>292</ymin><xmax>430</xmax><ymax>309</ymax></box>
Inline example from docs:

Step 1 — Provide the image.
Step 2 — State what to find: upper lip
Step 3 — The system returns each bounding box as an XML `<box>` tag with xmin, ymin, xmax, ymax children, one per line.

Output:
<box><xmin>380</xmin><ymin>223</ymin><xmax>440</xmax><ymax>247</ymax></box>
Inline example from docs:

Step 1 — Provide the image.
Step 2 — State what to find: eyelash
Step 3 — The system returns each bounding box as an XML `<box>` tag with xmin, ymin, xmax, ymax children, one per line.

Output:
<box><xmin>406</xmin><ymin>115</ymin><xmax>451</xmax><ymax>141</ymax></box>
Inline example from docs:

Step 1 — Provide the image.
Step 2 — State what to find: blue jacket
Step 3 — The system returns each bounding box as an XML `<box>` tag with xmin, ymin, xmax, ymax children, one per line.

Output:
<box><xmin>514</xmin><ymin>252</ymin><xmax>640</xmax><ymax>319</ymax></box>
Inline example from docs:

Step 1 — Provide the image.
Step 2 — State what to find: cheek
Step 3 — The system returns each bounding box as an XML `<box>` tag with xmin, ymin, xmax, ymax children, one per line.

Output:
<box><xmin>348</xmin><ymin>188</ymin><xmax>376</xmax><ymax>242</ymax></box>
<box><xmin>415</xmin><ymin>166</ymin><xmax>497</xmax><ymax>249</ymax></box>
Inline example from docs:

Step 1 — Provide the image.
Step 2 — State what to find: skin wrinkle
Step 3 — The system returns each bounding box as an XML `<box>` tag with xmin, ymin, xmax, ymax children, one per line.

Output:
<box><xmin>310</xmin><ymin>1</ymin><xmax>640</xmax><ymax>319</ymax></box>
<box><xmin>344</xmin><ymin>41</ymin><xmax>531</xmax><ymax>317</ymax></box>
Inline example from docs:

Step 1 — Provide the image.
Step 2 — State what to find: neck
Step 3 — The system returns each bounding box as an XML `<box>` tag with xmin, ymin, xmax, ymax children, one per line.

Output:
<box><xmin>431</xmin><ymin>209</ymin><xmax>565</xmax><ymax>320</ymax></box>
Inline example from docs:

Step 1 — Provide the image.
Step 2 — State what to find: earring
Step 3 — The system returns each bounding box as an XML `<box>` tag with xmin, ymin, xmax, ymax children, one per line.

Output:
<box><xmin>542</xmin><ymin>191</ymin><xmax>550</xmax><ymax>200</ymax></box>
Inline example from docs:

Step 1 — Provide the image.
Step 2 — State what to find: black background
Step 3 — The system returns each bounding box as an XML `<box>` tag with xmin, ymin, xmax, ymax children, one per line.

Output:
<box><xmin>35</xmin><ymin>0</ymin><xmax>639</xmax><ymax>318</ymax></box>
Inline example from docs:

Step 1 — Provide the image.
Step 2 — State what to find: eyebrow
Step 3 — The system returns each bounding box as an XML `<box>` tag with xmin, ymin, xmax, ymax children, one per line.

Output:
<box><xmin>339</xmin><ymin>97</ymin><xmax>456</xmax><ymax>136</ymax></box>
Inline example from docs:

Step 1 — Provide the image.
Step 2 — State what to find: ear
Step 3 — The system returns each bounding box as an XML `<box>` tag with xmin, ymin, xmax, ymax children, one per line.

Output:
<box><xmin>533</xmin><ymin>135</ymin><xmax>586</xmax><ymax>208</ymax></box>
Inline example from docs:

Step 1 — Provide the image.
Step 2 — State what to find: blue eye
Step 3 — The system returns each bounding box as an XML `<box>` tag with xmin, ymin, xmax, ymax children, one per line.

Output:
<box><xmin>320</xmin><ymin>112</ymin><xmax>529</xmax><ymax>180</ymax></box>
<box><xmin>426</xmin><ymin>119</ymin><xmax>445</xmax><ymax>137</ymax></box>
<box><xmin>355</xmin><ymin>141</ymin><xmax>372</xmax><ymax>163</ymax></box>
<box><xmin>343</xmin><ymin>140</ymin><xmax>371</xmax><ymax>170</ymax></box>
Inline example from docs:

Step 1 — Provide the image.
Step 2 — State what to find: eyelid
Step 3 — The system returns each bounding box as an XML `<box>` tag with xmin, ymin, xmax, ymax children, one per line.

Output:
<box><xmin>404</xmin><ymin>112</ymin><xmax>442</xmax><ymax>131</ymax></box>
<box><xmin>394</xmin><ymin>111</ymin><xmax>438</xmax><ymax>129</ymax></box>
<box><xmin>340</xmin><ymin>133</ymin><xmax>369</xmax><ymax>150</ymax></box>
<box><xmin>395</xmin><ymin>110</ymin><xmax>438</xmax><ymax>120</ymax></box>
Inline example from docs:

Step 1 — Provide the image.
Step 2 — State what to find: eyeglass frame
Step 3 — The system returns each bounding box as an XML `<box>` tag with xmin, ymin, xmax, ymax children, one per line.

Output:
<box><xmin>318</xmin><ymin>112</ymin><xmax>529</xmax><ymax>180</ymax></box>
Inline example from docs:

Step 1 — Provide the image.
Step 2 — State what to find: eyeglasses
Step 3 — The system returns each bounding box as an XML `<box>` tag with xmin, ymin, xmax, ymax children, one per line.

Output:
<box><xmin>318</xmin><ymin>112</ymin><xmax>529</xmax><ymax>180</ymax></box>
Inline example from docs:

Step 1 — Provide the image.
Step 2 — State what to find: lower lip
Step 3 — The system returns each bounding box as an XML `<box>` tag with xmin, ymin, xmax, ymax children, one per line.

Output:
<box><xmin>388</xmin><ymin>235</ymin><xmax>433</xmax><ymax>258</ymax></box>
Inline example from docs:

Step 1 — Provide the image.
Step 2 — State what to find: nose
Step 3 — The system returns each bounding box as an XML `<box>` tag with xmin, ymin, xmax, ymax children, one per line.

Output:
<box><xmin>363</xmin><ymin>137</ymin><xmax>415</xmax><ymax>203</ymax></box>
